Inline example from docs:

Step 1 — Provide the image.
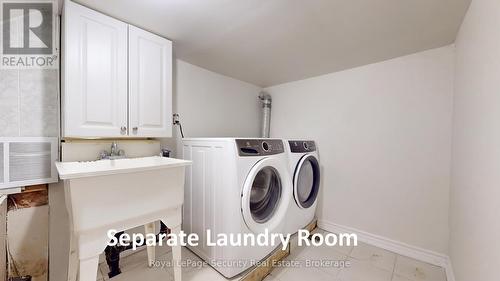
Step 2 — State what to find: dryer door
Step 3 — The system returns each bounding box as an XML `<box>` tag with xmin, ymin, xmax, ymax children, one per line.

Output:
<box><xmin>294</xmin><ymin>154</ymin><xmax>320</xmax><ymax>209</ymax></box>
<box><xmin>241</xmin><ymin>157</ymin><xmax>291</xmax><ymax>234</ymax></box>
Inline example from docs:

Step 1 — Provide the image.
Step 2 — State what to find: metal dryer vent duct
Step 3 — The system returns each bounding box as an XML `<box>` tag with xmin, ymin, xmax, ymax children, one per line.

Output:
<box><xmin>259</xmin><ymin>92</ymin><xmax>272</xmax><ymax>138</ymax></box>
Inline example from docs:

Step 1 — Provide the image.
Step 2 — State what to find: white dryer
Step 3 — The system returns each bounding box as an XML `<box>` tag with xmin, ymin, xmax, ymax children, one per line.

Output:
<box><xmin>182</xmin><ymin>138</ymin><xmax>292</xmax><ymax>278</ymax></box>
<box><xmin>284</xmin><ymin>140</ymin><xmax>321</xmax><ymax>235</ymax></box>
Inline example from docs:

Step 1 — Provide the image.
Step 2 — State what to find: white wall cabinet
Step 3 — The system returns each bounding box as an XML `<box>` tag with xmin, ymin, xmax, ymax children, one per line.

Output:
<box><xmin>63</xmin><ymin>1</ymin><xmax>172</xmax><ymax>138</ymax></box>
<box><xmin>63</xmin><ymin>1</ymin><xmax>128</xmax><ymax>137</ymax></box>
<box><xmin>129</xmin><ymin>26</ymin><xmax>172</xmax><ymax>137</ymax></box>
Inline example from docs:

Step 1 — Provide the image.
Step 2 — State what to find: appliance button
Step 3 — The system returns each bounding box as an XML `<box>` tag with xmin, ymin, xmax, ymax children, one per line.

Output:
<box><xmin>303</xmin><ymin>142</ymin><xmax>309</xmax><ymax>150</ymax></box>
<box><xmin>262</xmin><ymin>141</ymin><xmax>270</xmax><ymax>152</ymax></box>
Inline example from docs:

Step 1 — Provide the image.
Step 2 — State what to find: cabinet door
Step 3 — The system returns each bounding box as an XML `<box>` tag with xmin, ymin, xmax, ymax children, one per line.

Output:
<box><xmin>128</xmin><ymin>25</ymin><xmax>172</xmax><ymax>137</ymax></box>
<box><xmin>63</xmin><ymin>1</ymin><xmax>128</xmax><ymax>138</ymax></box>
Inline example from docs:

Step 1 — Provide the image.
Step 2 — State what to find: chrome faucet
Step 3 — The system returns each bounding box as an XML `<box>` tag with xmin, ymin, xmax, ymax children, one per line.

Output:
<box><xmin>111</xmin><ymin>142</ymin><xmax>118</xmax><ymax>156</ymax></box>
<box><xmin>98</xmin><ymin>142</ymin><xmax>126</xmax><ymax>160</ymax></box>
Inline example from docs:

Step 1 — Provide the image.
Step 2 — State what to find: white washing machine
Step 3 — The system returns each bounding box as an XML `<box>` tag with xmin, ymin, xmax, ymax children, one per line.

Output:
<box><xmin>284</xmin><ymin>140</ymin><xmax>321</xmax><ymax>235</ymax></box>
<box><xmin>182</xmin><ymin>138</ymin><xmax>292</xmax><ymax>278</ymax></box>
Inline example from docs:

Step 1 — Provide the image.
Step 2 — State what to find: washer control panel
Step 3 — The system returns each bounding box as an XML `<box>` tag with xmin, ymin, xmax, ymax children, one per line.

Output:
<box><xmin>236</xmin><ymin>139</ymin><xmax>284</xmax><ymax>156</ymax></box>
<box><xmin>288</xmin><ymin>140</ymin><xmax>316</xmax><ymax>153</ymax></box>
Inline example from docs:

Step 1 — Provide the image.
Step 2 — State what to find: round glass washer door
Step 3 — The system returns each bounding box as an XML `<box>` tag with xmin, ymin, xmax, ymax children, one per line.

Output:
<box><xmin>249</xmin><ymin>166</ymin><xmax>281</xmax><ymax>223</ymax></box>
<box><xmin>242</xmin><ymin>157</ymin><xmax>292</xmax><ymax>234</ymax></box>
<box><xmin>294</xmin><ymin>154</ymin><xmax>320</xmax><ymax>209</ymax></box>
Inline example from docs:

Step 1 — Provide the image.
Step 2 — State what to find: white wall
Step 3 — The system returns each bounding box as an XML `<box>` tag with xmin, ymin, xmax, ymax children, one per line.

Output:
<box><xmin>163</xmin><ymin>60</ymin><xmax>262</xmax><ymax>155</ymax></box>
<box><xmin>450</xmin><ymin>0</ymin><xmax>500</xmax><ymax>280</ymax></box>
<box><xmin>265</xmin><ymin>46</ymin><xmax>455</xmax><ymax>254</ymax></box>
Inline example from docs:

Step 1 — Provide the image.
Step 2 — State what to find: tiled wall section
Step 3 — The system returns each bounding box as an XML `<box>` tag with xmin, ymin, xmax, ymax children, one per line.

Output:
<box><xmin>0</xmin><ymin>69</ymin><xmax>59</xmax><ymax>137</ymax></box>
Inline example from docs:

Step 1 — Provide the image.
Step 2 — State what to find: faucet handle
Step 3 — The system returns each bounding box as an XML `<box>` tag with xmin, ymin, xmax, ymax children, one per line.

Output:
<box><xmin>98</xmin><ymin>151</ymin><xmax>109</xmax><ymax>160</ymax></box>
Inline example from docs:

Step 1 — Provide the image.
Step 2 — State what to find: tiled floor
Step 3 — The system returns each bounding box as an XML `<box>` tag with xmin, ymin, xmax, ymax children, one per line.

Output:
<box><xmin>96</xmin><ymin>229</ymin><xmax>447</xmax><ymax>281</ymax></box>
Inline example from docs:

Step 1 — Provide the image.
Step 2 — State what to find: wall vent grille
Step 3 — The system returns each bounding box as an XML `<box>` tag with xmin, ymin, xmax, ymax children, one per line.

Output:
<box><xmin>0</xmin><ymin>138</ymin><xmax>58</xmax><ymax>190</ymax></box>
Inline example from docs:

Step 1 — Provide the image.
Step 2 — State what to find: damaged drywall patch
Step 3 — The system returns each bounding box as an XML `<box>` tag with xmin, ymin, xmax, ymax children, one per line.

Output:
<box><xmin>7</xmin><ymin>185</ymin><xmax>48</xmax><ymax>211</ymax></box>
<box><xmin>1</xmin><ymin>196</ymin><xmax>7</xmax><ymax>281</ymax></box>
<box><xmin>7</xmin><ymin>203</ymin><xmax>49</xmax><ymax>281</ymax></box>
<box><xmin>9</xmin><ymin>259</ymin><xmax>47</xmax><ymax>279</ymax></box>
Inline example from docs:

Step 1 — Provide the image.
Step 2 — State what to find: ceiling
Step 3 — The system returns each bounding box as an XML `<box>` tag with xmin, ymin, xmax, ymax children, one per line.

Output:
<box><xmin>74</xmin><ymin>0</ymin><xmax>471</xmax><ymax>87</ymax></box>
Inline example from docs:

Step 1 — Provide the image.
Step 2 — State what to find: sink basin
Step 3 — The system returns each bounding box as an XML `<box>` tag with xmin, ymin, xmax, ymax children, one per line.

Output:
<box><xmin>55</xmin><ymin>156</ymin><xmax>191</xmax><ymax>281</ymax></box>
<box><xmin>56</xmin><ymin>156</ymin><xmax>191</xmax><ymax>179</ymax></box>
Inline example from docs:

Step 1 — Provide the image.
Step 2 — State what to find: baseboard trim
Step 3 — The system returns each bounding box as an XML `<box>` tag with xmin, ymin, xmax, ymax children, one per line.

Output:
<box><xmin>317</xmin><ymin>219</ymin><xmax>455</xmax><ymax>281</ymax></box>
<box><xmin>444</xmin><ymin>257</ymin><xmax>456</xmax><ymax>281</ymax></box>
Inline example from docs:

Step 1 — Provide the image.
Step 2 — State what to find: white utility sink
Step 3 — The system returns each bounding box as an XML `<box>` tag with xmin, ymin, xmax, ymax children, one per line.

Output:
<box><xmin>55</xmin><ymin>156</ymin><xmax>191</xmax><ymax>281</ymax></box>
<box><xmin>56</xmin><ymin>156</ymin><xmax>191</xmax><ymax>179</ymax></box>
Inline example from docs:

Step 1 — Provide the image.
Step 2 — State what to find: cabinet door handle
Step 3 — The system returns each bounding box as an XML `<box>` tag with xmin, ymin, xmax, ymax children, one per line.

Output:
<box><xmin>120</xmin><ymin>126</ymin><xmax>127</xmax><ymax>134</ymax></box>
<box><xmin>133</xmin><ymin>127</ymin><xmax>138</xmax><ymax>133</ymax></box>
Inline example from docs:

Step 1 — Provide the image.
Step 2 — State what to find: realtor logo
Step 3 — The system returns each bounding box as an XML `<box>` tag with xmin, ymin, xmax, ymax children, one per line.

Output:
<box><xmin>1</xmin><ymin>1</ymin><xmax>57</xmax><ymax>68</ymax></box>
<box><xmin>3</xmin><ymin>2</ymin><xmax>52</xmax><ymax>54</ymax></box>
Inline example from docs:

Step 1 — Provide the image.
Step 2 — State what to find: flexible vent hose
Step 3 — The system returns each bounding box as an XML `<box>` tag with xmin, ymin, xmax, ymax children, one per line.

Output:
<box><xmin>259</xmin><ymin>92</ymin><xmax>272</xmax><ymax>138</ymax></box>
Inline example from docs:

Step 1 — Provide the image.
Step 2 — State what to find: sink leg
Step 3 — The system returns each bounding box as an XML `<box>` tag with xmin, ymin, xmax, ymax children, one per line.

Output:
<box><xmin>145</xmin><ymin>222</ymin><xmax>156</xmax><ymax>267</ymax></box>
<box><xmin>171</xmin><ymin>225</ymin><xmax>182</xmax><ymax>281</ymax></box>
<box><xmin>68</xmin><ymin>232</ymin><xmax>78</xmax><ymax>281</ymax></box>
<box><xmin>78</xmin><ymin>256</ymin><xmax>99</xmax><ymax>281</ymax></box>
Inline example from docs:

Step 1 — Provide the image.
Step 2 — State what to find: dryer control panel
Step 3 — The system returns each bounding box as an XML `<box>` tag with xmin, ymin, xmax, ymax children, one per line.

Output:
<box><xmin>236</xmin><ymin>139</ymin><xmax>284</xmax><ymax>156</ymax></box>
<box><xmin>288</xmin><ymin>140</ymin><xmax>316</xmax><ymax>153</ymax></box>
